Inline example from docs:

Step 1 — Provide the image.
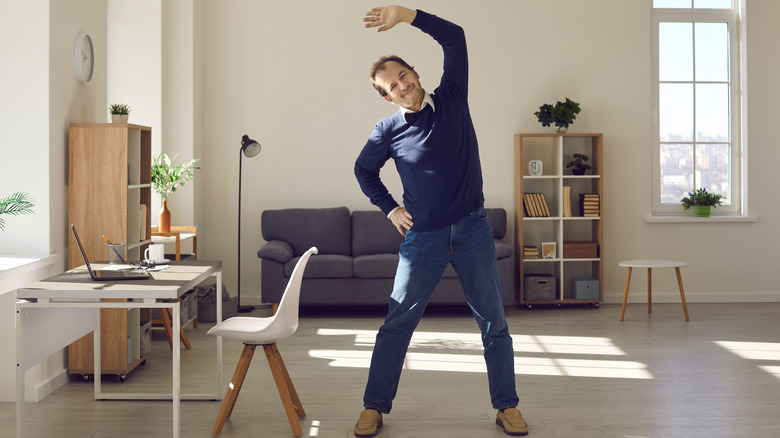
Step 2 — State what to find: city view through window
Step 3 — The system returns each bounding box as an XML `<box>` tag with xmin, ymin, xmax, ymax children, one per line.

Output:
<box><xmin>657</xmin><ymin>18</ymin><xmax>732</xmax><ymax>206</ymax></box>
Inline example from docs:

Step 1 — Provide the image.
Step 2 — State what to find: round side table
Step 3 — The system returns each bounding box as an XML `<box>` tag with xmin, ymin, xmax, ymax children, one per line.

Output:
<box><xmin>618</xmin><ymin>259</ymin><xmax>689</xmax><ymax>321</ymax></box>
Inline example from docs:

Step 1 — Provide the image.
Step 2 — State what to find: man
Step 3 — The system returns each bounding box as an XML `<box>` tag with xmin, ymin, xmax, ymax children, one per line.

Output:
<box><xmin>353</xmin><ymin>5</ymin><xmax>528</xmax><ymax>437</ymax></box>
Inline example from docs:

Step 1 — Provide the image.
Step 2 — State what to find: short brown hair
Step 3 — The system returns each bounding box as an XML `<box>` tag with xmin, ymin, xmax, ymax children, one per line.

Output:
<box><xmin>370</xmin><ymin>55</ymin><xmax>415</xmax><ymax>97</ymax></box>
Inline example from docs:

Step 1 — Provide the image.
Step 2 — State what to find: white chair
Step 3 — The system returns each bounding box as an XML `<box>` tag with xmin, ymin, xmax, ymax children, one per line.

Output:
<box><xmin>207</xmin><ymin>247</ymin><xmax>318</xmax><ymax>436</ymax></box>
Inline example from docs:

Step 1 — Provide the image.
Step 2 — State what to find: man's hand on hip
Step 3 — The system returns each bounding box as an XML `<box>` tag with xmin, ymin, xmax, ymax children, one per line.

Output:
<box><xmin>389</xmin><ymin>207</ymin><xmax>414</xmax><ymax>236</ymax></box>
<box><xmin>364</xmin><ymin>6</ymin><xmax>417</xmax><ymax>32</ymax></box>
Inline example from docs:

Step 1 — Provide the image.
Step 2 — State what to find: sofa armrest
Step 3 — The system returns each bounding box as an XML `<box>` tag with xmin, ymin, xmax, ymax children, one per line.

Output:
<box><xmin>257</xmin><ymin>240</ymin><xmax>293</xmax><ymax>263</ymax></box>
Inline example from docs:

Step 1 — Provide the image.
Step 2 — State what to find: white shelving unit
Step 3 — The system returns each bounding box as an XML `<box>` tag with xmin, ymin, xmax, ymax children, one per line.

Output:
<box><xmin>67</xmin><ymin>123</ymin><xmax>153</xmax><ymax>378</ymax></box>
<box><xmin>514</xmin><ymin>133</ymin><xmax>604</xmax><ymax>308</ymax></box>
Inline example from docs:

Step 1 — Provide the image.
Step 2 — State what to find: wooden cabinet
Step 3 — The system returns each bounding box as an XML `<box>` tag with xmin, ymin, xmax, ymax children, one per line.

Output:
<box><xmin>67</xmin><ymin>123</ymin><xmax>153</xmax><ymax>378</ymax></box>
<box><xmin>514</xmin><ymin>133</ymin><xmax>603</xmax><ymax>308</ymax></box>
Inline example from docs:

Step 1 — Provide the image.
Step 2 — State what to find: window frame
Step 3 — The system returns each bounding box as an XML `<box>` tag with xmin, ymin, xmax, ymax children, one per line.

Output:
<box><xmin>650</xmin><ymin>2</ymin><xmax>745</xmax><ymax>216</ymax></box>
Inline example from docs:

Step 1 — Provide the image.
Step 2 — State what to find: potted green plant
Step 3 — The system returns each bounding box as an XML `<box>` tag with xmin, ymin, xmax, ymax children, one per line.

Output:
<box><xmin>0</xmin><ymin>191</ymin><xmax>34</xmax><ymax>231</ymax></box>
<box><xmin>566</xmin><ymin>153</ymin><xmax>591</xmax><ymax>175</ymax></box>
<box><xmin>534</xmin><ymin>97</ymin><xmax>581</xmax><ymax>133</ymax></box>
<box><xmin>151</xmin><ymin>153</ymin><xmax>201</xmax><ymax>231</ymax></box>
<box><xmin>681</xmin><ymin>187</ymin><xmax>723</xmax><ymax>217</ymax></box>
<box><xmin>109</xmin><ymin>104</ymin><xmax>131</xmax><ymax>123</ymax></box>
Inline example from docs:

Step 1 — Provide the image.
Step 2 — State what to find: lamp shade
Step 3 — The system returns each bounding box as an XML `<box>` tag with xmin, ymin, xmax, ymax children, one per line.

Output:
<box><xmin>241</xmin><ymin>135</ymin><xmax>261</xmax><ymax>158</ymax></box>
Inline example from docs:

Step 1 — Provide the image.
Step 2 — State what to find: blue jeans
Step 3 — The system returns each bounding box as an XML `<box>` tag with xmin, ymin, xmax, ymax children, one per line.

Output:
<box><xmin>363</xmin><ymin>206</ymin><xmax>519</xmax><ymax>413</ymax></box>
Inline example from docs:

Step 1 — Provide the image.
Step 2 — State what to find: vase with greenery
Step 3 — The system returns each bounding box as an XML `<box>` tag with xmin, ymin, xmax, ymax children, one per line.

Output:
<box><xmin>681</xmin><ymin>187</ymin><xmax>723</xmax><ymax>217</ymax></box>
<box><xmin>534</xmin><ymin>97</ymin><xmax>581</xmax><ymax>133</ymax></box>
<box><xmin>0</xmin><ymin>191</ymin><xmax>35</xmax><ymax>231</ymax></box>
<box><xmin>151</xmin><ymin>153</ymin><xmax>201</xmax><ymax>232</ymax></box>
<box><xmin>566</xmin><ymin>153</ymin><xmax>591</xmax><ymax>175</ymax></box>
<box><xmin>109</xmin><ymin>104</ymin><xmax>131</xmax><ymax>123</ymax></box>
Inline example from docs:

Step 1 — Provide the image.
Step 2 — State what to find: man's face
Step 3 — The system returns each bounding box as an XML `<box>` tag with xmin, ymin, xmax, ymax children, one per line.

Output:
<box><xmin>374</xmin><ymin>61</ymin><xmax>424</xmax><ymax>111</ymax></box>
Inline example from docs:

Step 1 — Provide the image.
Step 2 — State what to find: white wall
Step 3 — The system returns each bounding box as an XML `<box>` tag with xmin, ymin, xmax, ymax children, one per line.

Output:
<box><xmin>0</xmin><ymin>0</ymin><xmax>107</xmax><ymax>402</ymax></box>
<box><xmin>0</xmin><ymin>0</ymin><xmax>50</xmax><ymax>256</ymax></box>
<box><xmin>196</xmin><ymin>0</ymin><xmax>780</xmax><ymax>304</ymax></box>
<box><xmin>107</xmin><ymin>0</ymin><xmax>162</xmax><ymax>218</ymax></box>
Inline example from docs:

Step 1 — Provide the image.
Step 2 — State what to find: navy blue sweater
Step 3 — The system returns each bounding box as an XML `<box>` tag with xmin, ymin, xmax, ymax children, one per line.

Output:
<box><xmin>354</xmin><ymin>10</ymin><xmax>484</xmax><ymax>232</ymax></box>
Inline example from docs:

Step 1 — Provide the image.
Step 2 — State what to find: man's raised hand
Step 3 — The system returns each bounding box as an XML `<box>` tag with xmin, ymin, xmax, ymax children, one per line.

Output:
<box><xmin>364</xmin><ymin>6</ymin><xmax>416</xmax><ymax>32</ymax></box>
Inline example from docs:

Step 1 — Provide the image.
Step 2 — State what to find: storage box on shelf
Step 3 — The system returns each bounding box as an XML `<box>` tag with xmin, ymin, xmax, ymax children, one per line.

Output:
<box><xmin>572</xmin><ymin>277</ymin><xmax>600</xmax><ymax>300</ymax></box>
<box><xmin>514</xmin><ymin>133</ymin><xmax>603</xmax><ymax>308</ymax></box>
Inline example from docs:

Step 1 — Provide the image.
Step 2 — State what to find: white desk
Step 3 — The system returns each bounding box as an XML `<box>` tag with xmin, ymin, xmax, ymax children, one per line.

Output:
<box><xmin>15</xmin><ymin>260</ymin><xmax>223</xmax><ymax>438</ymax></box>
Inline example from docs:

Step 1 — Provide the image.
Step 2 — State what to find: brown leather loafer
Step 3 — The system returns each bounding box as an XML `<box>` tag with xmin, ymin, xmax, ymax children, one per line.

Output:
<box><xmin>355</xmin><ymin>408</ymin><xmax>383</xmax><ymax>437</ymax></box>
<box><xmin>496</xmin><ymin>407</ymin><xmax>528</xmax><ymax>436</ymax></box>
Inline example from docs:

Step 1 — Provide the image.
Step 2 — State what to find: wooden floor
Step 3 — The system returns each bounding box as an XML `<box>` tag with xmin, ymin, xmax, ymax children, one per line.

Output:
<box><xmin>3</xmin><ymin>302</ymin><xmax>780</xmax><ymax>438</ymax></box>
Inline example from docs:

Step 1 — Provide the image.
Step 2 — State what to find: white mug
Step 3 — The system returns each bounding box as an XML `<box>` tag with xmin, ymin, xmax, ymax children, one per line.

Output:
<box><xmin>528</xmin><ymin>160</ymin><xmax>543</xmax><ymax>176</ymax></box>
<box><xmin>144</xmin><ymin>243</ymin><xmax>165</xmax><ymax>263</ymax></box>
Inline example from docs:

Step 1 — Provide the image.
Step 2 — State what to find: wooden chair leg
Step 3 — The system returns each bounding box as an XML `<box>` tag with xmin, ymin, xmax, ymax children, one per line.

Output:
<box><xmin>647</xmin><ymin>268</ymin><xmax>653</xmax><ymax>314</ymax></box>
<box><xmin>620</xmin><ymin>267</ymin><xmax>632</xmax><ymax>321</ymax></box>
<box><xmin>263</xmin><ymin>344</ymin><xmax>304</xmax><ymax>437</ymax></box>
<box><xmin>159</xmin><ymin>306</ymin><xmax>174</xmax><ymax>350</ymax></box>
<box><xmin>212</xmin><ymin>345</ymin><xmax>256</xmax><ymax>436</ymax></box>
<box><xmin>274</xmin><ymin>345</ymin><xmax>305</xmax><ymax>418</ymax></box>
<box><xmin>176</xmin><ymin>309</ymin><xmax>192</xmax><ymax>349</ymax></box>
<box><xmin>675</xmin><ymin>267</ymin><xmax>690</xmax><ymax>322</ymax></box>
<box><xmin>160</xmin><ymin>308</ymin><xmax>192</xmax><ymax>350</ymax></box>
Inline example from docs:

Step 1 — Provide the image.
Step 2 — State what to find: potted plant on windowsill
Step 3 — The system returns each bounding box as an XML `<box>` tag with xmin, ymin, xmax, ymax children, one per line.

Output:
<box><xmin>151</xmin><ymin>153</ymin><xmax>201</xmax><ymax>232</ymax></box>
<box><xmin>0</xmin><ymin>191</ymin><xmax>34</xmax><ymax>231</ymax></box>
<box><xmin>566</xmin><ymin>153</ymin><xmax>591</xmax><ymax>175</ymax></box>
<box><xmin>681</xmin><ymin>188</ymin><xmax>723</xmax><ymax>217</ymax></box>
<box><xmin>109</xmin><ymin>104</ymin><xmax>130</xmax><ymax>123</ymax></box>
<box><xmin>534</xmin><ymin>97</ymin><xmax>581</xmax><ymax>133</ymax></box>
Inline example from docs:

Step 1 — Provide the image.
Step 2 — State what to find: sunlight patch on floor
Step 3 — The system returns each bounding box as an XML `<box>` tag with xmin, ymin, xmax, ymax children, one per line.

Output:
<box><xmin>716</xmin><ymin>341</ymin><xmax>780</xmax><ymax>380</ymax></box>
<box><xmin>311</xmin><ymin>329</ymin><xmax>652</xmax><ymax>379</ymax></box>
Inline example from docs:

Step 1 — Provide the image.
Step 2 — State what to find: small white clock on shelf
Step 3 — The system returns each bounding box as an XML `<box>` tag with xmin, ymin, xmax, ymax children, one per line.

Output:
<box><xmin>74</xmin><ymin>33</ymin><xmax>94</xmax><ymax>83</ymax></box>
<box><xmin>528</xmin><ymin>160</ymin><xmax>543</xmax><ymax>176</ymax></box>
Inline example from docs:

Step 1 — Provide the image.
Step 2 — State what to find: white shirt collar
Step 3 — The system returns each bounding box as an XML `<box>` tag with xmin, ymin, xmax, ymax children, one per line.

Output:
<box><xmin>400</xmin><ymin>93</ymin><xmax>436</xmax><ymax>122</ymax></box>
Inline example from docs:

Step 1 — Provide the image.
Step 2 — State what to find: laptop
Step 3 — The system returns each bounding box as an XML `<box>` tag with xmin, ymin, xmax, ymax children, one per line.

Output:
<box><xmin>71</xmin><ymin>224</ymin><xmax>151</xmax><ymax>280</ymax></box>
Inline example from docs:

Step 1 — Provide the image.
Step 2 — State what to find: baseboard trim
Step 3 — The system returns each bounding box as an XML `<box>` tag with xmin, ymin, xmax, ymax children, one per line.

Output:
<box><xmin>603</xmin><ymin>290</ymin><xmax>780</xmax><ymax>304</ymax></box>
<box><xmin>241</xmin><ymin>296</ymin><xmax>264</xmax><ymax>306</ymax></box>
<box><xmin>33</xmin><ymin>369</ymin><xmax>70</xmax><ymax>402</ymax></box>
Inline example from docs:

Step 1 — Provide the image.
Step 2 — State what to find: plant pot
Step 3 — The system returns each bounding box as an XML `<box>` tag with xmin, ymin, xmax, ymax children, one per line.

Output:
<box><xmin>159</xmin><ymin>200</ymin><xmax>171</xmax><ymax>232</ymax></box>
<box><xmin>111</xmin><ymin>114</ymin><xmax>129</xmax><ymax>123</ymax></box>
<box><xmin>556</xmin><ymin>126</ymin><xmax>568</xmax><ymax>133</ymax></box>
<box><xmin>571</xmin><ymin>168</ymin><xmax>586</xmax><ymax>175</ymax></box>
<box><xmin>695</xmin><ymin>205</ymin><xmax>711</xmax><ymax>217</ymax></box>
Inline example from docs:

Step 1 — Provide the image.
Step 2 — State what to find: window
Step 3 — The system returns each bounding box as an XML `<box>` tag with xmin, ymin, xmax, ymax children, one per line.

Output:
<box><xmin>651</xmin><ymin>0</ymin><xmax>744</xmax><ymax>215</ymax></box>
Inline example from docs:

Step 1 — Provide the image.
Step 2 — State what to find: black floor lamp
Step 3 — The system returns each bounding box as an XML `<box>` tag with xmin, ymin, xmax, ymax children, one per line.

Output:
<box><xmin>237</xmin><ymin>134</ymin><xmax>261</xmax><ymax>313</ymax></box>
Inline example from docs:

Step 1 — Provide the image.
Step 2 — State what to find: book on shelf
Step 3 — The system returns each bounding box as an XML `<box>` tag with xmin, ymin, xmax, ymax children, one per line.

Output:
<box><xmin>523</xmin><ymin>192</ymin><xmax>550</xmax><ymax>217</ymax></box>
<box><xmin>579</xmin><ymin>193</ymin><xmax>600</xmax><ymax>217</ymax></box>
<box><xmin>562</xmin><ymin>186</ymin><xmax>572</xmax><ymax>217</ymax></box>
<box><xmin>140</xmin><ymin>204</ymin><xmax>147</xmax><ymax>240</ymax></box>
<box><xmin>538</xmin><ymin>193</ymin><xmax>551</xmax><ymax>217</ymax></box>
<box><xmin>522</xmin><ymin>193</ymin><xmax>536</xmax><ymax>217</ymax></box>
<box><xmin>523</xmin><ymin>245</ymin><xmax>540</xmax><ymax>259</ymax></box>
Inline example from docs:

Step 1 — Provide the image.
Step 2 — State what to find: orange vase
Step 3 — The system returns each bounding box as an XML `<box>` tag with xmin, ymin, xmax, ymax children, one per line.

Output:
<box><xmin>159</xmin><ymin>200</ymin><xmax>171</xmax><ymax>232</ymax></box>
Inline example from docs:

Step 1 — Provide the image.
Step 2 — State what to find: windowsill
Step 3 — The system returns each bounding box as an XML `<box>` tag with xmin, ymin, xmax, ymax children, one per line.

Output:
<box><xmin>645</xmin><ymin>215</ymin><xmax>757</xmax><ymax>223</ymax></box>
<box><xmin>0</xmin><ymin>254</ymin><xmax>61</xmax><ymax>294</ymax></box>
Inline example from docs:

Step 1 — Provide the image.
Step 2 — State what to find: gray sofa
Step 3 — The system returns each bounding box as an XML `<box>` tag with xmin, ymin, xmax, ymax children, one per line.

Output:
<box><xmin>257</xmin><ymin>206</ymin><xmax>514</xmax><ymax>306</ymax></box>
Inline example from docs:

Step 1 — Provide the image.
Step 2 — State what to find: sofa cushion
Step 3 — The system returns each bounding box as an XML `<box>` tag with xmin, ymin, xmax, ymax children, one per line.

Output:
<box><xmin>354</xmin><ymin>254</ymin><xmax>398</xmax><ymax>278</ymax></box>
<box><xmin>262</xmin><ymin>207</ymin><xmax>352</xmax><ymax>256</ymax></box>
<box><xmin>485</xmin><ymin>208</ymin><xmax>507</xmax><ymax>239</ymax></box>
<box><xmin>285</xmin><ymin>254</ymin><xmax>353</xmax><ymax>278</ymax></box>
<box><xmin>495</xmin><ymin>240</ymin><xmax>512</xmax><ymax>259</ymax></box>
<box><xmin>352</xmin><ymin>210</ymin><xmax>404</xmax><ymax>256</ymax></box>
<box><xmin>256</xmin><ymin>240</ymin><xmax>293</xmax><ymax>263</ymax></box>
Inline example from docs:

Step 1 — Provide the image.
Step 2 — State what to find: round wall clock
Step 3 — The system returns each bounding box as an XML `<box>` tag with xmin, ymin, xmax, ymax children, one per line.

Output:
<box><xmin>74</xmin><ymin>33</ymin><xmax>94</xmax><ymax>82</ymax></box>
